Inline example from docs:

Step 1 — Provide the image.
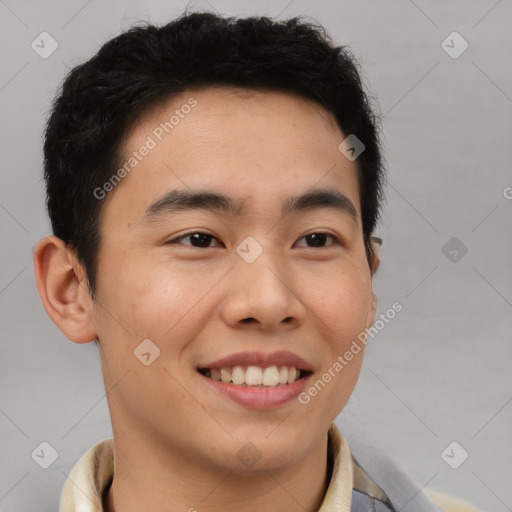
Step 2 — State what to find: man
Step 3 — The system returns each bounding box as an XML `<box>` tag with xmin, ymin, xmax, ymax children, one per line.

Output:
<box><xmin>33</xmin><ymin>11</ymin><xmax>481</xmax><ymax>512</ymax></box>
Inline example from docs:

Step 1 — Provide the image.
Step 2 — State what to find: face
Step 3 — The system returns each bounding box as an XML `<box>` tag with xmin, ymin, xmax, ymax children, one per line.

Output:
<box><xmin>92</xmin><ymin>86</ymin><xmax>377</xmax><ymax>472</ymax></box>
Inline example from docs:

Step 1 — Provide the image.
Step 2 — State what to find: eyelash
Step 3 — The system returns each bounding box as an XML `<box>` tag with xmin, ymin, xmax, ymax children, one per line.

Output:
<box><xmin>165</xmin><ymin>231</ymin><xmax>342</xmax><ymax>249</ymax></box>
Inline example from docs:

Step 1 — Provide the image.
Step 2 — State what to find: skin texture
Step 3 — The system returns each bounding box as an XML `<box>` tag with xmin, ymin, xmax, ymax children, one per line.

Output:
<box><xmin>34</xmin><ymin>86</ymin><xmax>379</xmax><ymax>512</ymax></box>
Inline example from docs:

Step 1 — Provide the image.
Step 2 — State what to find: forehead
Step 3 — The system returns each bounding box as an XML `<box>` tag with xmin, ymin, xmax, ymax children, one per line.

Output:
<box><xmin>136</xmin><ymin>86</ymin><xmax>341</xmax><ymax>135</ymax></box>
<box><xmin>127</xmin><ymin>86</ymin><xmax>344</xmax><ymax>163</ymax></box>
<box><xmin>103</xmin><ymin>86</ymin><xmax>361</xmax><ymax>225</ymax></box>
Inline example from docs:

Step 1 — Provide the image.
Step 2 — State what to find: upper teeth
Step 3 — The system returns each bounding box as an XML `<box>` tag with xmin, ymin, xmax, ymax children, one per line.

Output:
<box><xmin>204</xmin><ymin>366</ymin><xmax>300</xmax><ymax>386</ymax></box>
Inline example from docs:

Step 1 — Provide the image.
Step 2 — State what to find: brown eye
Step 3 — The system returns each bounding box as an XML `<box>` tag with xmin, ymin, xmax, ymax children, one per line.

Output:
<box><xmin>294</xmin><ymin>232</ymin><xmax>339</xmax><ymax>248</ymax></box>
<box><xmin>167</xmin><ymin>232</ymin><xmax>222</xmax><ymax>248</ymax></box>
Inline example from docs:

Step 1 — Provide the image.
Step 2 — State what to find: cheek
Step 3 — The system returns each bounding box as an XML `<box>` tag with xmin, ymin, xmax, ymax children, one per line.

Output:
<box><xmin>100</xmin><ymin>258</ymin><xmax>211</xmax><ymax>346</ymax></box>
<box><xmin>311</xmin><ymin>267</ymin><xmax>371</xmax><ymax>412</ymax></box>
<box><xmin>307</xmin><ymin>269</ymin><xmax>373</xmax><ymax>342</ymax></box>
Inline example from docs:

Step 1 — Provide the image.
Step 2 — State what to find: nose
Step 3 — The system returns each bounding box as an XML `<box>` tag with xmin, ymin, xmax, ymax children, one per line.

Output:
<box><xmin>220</xmin><ymin>254</ymin><xmax>307</xmax><ymax>332</ymax></box>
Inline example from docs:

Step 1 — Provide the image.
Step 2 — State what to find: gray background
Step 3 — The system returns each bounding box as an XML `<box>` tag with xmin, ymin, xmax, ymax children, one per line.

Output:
<box><xmin>1</xmin><ymin>0</ymin><xmax>511</xmax><ymax>511</ymax></box>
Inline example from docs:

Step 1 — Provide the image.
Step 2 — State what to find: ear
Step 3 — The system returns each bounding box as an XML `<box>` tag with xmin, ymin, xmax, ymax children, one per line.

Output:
<box><xmin>33</xmin><ymin>236</ymin><xmax>97</xmax><ymax>343</ymax></box>
<box><xmin>365</xmin><ymin>237</ymin><xmax>380</xmax><ymax>328</ymax></box>
<box><xmin>370</xmin><ymin>237</ymin><xmax>381</xmax><ymax>275</ymax></box>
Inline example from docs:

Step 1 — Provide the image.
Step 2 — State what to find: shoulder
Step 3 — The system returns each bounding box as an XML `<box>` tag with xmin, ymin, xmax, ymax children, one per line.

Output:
<box><xmin>424</xmin><ymin>488</ymin><xmax>484</xmax><ymax>512</ymax></box>
<box><xmin>329</xmin><ymin>423</ymin><xmax>483</xmax><ymax>512</ymax></box>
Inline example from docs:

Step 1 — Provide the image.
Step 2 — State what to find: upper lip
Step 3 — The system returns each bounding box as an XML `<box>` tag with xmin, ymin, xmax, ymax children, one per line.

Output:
<box><xmin>199</xmin><ymin>350</ymin><xmax>314</xmax><ymax>372</ymax></box>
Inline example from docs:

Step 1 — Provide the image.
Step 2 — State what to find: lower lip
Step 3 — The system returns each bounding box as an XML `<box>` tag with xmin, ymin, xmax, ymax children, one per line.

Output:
<box><xmin>199</xmin><ymin>372</ymin><xmax>312</xmax><ymax>409</ymax></box>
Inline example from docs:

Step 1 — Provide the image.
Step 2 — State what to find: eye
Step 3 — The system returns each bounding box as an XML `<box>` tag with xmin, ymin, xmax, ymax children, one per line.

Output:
<box><xmin>166</xmin><ymin>231</ymin><xmax>341</xmax><ymax>249</ymax></box>
<box><xmin>166</xmin><ymin>231</ymin><xmax>223</xmax><ymax>248</ymax></box>
<box><xmin>294</xmin><ymin>232</ymin><xmax>340</xmax><ymax>248</ymax></box>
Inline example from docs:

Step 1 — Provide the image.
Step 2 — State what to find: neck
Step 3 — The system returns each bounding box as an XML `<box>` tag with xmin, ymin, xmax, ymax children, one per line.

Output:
<box><xmin>103</xmin><ymin>429</ymin><xmax>331</xmax><ymax>512</ymax></box>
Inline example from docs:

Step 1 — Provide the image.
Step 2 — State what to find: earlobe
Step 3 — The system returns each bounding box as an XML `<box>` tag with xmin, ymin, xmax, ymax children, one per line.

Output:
<box><xmin>33</xmin><ymin>236</ymin><xmax>97</xmax><ymax>343</ymax></box>
<box><xmin>372</xmin><ymin>253</ymin><xmax>381</xmax><ymax>275</ymax></box>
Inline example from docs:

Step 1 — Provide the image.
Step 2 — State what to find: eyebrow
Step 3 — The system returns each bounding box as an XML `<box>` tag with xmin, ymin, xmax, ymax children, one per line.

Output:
<box><xmin>143</xmin><ymin>187</ymin><xmax>358</xmax><ymax>223</ymax></box>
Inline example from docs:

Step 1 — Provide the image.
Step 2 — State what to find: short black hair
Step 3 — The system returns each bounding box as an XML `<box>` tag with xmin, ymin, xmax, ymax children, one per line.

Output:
<box><xmin>43</xmin><ymin>10</ymin><xmax>385</xmax><ymax>298</ymax></box>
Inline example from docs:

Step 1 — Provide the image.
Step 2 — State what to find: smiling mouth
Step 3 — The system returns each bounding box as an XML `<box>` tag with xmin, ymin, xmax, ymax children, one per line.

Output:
<box><xmin>198</xmin><ymin>365</ymin><xmax>312</xmax><ymax>387</ymax></box>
